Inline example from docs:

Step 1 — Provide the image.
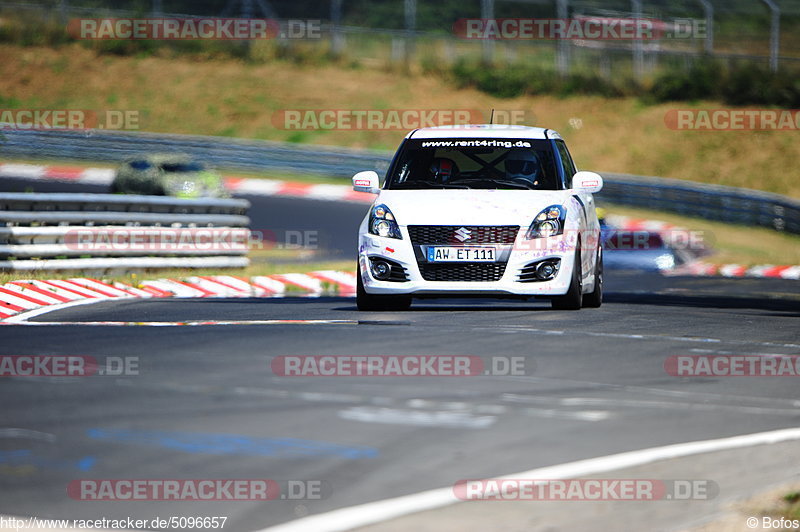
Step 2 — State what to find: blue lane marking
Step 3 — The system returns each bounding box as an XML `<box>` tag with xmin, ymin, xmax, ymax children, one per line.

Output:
<box><xmin>0</xmin><ymin>449</ymin><xmax>96</xmax><ymax>471</ymax></box>
<box><xmin>86</xmin><ymin>428</ymin><xmax>378</xmax><ymax>459</ymax></box>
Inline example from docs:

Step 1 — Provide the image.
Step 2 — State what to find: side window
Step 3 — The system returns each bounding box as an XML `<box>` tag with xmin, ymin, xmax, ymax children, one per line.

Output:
<box><xmin>128</xmin><ymin>160</ymin><xmax>151</xmax><ymax>170</ymax></box>
<box><xmin>555</xmin><ymin>140</ymin><xmax>577</xmax><ymax>188</ymax></box>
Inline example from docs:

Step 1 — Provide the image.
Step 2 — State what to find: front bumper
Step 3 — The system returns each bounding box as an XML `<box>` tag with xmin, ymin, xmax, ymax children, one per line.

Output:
<box><xmin>358</xmin><ymin>230</ymin><xmax>577</xmax><ymax>297</ymax></box>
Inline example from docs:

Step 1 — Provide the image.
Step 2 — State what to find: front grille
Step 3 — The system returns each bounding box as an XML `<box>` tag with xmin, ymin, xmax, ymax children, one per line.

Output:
<box><xmin>408</xmin><ymin>225</ymin><xmax>519</xmax><ymax>246</ymax></box>
<box><xmin>418</xmin><ymin>262</ymin><xmax>507</xmax><ymax>282</ymax></box>
<box><xmin>519</xmin><ymin>262</ymin><xmax>540</xmax><ymax>282</ymax></box>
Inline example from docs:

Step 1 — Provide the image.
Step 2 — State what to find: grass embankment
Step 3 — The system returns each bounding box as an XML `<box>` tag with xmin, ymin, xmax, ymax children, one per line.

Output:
<box><xmin>2</xmin><ymin>44</ymin><xmax>800</xmax><ymax>197</ymax></box>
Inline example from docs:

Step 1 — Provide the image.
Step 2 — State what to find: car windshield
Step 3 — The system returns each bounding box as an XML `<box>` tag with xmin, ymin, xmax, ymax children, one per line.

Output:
<box><xmin>160</xmin><ymin>162</ymin><xmax>205</xmax><ymax>173</ymax></box>
<box><xmin>386</xmin><ymin>138</ymin><xmax>561</xmax><ymax>190</ymax></box>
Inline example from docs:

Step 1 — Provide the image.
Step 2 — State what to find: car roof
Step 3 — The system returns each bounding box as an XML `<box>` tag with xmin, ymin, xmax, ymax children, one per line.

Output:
<box><xmin>406</xmin><ymin>124</ymin><xmax>562</xmax><ymax>141</ymax></box>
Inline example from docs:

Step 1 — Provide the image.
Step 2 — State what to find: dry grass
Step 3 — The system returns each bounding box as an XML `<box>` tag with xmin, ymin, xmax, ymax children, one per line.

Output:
<box><xmin>2</xmin><ymin>44</ymin><xmax>799</xmax><ymax>196</ymax></box>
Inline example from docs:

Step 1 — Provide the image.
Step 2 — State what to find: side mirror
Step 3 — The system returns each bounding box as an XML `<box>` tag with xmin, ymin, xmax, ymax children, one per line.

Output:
<box><xmin>352</xmin><ymin>171</ymin><xmax>381</xmax><ymax>194</ymax></box>
<box><xmin>572</xmin><ymin>171</ymin><xmax>603</xmax><ymax>194</ymax></box>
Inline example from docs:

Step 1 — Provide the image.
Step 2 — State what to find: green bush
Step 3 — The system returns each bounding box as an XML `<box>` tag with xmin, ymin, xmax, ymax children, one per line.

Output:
<box><xmin>450</xmin><ymin>60</ymin><xmax>636</xmax><ymax>99</ymax></box>
<box><xmin>721</xmin><ymin>65</ymin><xmax>800</xmax><ymax>108</ymax></box>
<box><xmin>449</xmin><ymin>56</ymin><xmax>798</xmax><ymax>108</ymax></box>
<box><xmin>650</xmin><ymin>58</ymin><xmax>723</xmax><ymax>102</ymax></box>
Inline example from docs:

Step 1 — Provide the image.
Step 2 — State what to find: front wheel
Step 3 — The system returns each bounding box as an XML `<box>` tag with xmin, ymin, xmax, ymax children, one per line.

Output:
<box><xmin>356</xmin><ymin>265</ymin><xmax>412</xmax><ymax>311</ymax></box>
<box><xmin>582</xmin><ymin>246</ymin><xmax>603</xmax><ymax>308</ymax></box>
<box><xmin>551</xmin><ymin>248</ymin><xmax>582</xmax><ymax>310</ymax></box>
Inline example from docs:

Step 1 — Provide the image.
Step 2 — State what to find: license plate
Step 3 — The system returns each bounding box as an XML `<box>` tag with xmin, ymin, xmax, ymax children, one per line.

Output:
<box><xmin>427</xmin><ymin>247</ymin><xmax>496</xmax><ymax>262</ymax></box>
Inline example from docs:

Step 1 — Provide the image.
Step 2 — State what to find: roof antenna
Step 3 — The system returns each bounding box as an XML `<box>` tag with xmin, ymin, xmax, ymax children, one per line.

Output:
<box><xmin>489</xmin><ymin>109</ymin><xmax>495</xmax><ymax>125</ymax></box>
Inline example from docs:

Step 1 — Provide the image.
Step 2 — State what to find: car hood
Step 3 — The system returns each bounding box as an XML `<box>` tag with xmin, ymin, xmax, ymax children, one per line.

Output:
<box><xmin>376</xmin><ymin>189</ymin><xmax>573</xmax><ymax>226</ymax></box>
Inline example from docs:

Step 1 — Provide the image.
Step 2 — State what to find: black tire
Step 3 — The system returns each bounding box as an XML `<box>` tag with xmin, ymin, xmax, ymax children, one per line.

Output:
<box><xmin>356</xmin><ymin>265</ymin><xmax>412</xmax><ymax>311</ymax></box>
<box><xmin>551</xmin><ymin>248</ymin><xmax>583</xmax><ymax>310</ymax></box>
<box><xmin>583</xmin><ymin>246</ymin><xmax>603</xmax><ymax>308</ymax></box>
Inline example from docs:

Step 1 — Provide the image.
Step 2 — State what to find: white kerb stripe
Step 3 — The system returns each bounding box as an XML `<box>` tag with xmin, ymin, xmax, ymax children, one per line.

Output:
<box><xmin>24</xmin><ymin>280</ymin><xmax>85</xmax><ymax>300</ymax></box>
<box><xmin>44</xmin><ymin>280</ymin><xmax>110</xmax><ymax>298</ymax></box>
<box><xmin>250</xmin><ymin>276</ymin><xmax>286</xmax><ymax>294</ymax></box>
<box><xmin>209</xmin><ymin>275</ymin><xmax>267</xmax><ymax>296</ymax></box>
<box><xmin>0</xmin><ymin>283</ymin><xmax>63</xmax><ymax>304</ymax></box>
<box><xmin>0</xmin><ymin>164</ymin><xmax>46</xmax><ymax>178</ymax></box>
<box><xmin>69</xmin><ymin>278</ymin><xmax>132</xmax><ymax>298</ymax></box>
<box><xmin>0</xmin><ymin>291</ymin><xmax>44</xmax><ymax>310</ymax></box>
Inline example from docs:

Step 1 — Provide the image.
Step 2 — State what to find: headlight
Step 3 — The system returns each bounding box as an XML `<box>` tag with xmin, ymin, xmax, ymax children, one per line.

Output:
<box><xmin>526</xmin><ymin>205</ymin><xmax>566</xmax><ymax>239</ymax></box>
<box><xmin>369</xmin><ymin>204</ymin><xmax>402</xmax><ymax>239</ymax></box>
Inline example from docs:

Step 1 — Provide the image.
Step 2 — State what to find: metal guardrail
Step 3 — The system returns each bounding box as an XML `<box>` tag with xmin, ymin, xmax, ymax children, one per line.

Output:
<box><xmin>598</xmin><ymin>173</ymin><xmax>800</xmax><ymax>235</ymax></box>
<box><xmin>2</xmin><ymin>129</ymin><xmax>799</xmax><ymax>235</ymax></box>
<box><xmin>0</xmin><ymin>192</ymin><xmax>252</xmax><ymax>272</ymax></box>
<box><xmin>0</xmin><ymin>129</ymin><xmax>391</xmax><ymax>178</ymax></box>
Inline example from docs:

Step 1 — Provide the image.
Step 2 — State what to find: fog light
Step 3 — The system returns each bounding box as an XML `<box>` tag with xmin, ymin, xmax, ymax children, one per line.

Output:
<box><xmin>536</xmin><ymin>261</ymin><xmax>557</xmax><ymax>280</ymax></box>
<box><xmin>371</xmin><ymin>260</ymin><xmax>391</xmax><ymax>280</ymax></box>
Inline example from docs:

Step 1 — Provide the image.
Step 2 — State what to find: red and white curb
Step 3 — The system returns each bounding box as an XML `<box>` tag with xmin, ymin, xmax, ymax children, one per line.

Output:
<box><xmin>0</xmin><ymin>163</ymin><xmax>373</xmax><ymax>203</ymax></box>
<box><xmin>665</xmin><ymin>262</ymin><xmax>800</xmax><ymax>280</ymax></box>
<box><xmin>0</xmin><ymin>271</ymin><xmax>357</xmax><ymax>322</ymax></box>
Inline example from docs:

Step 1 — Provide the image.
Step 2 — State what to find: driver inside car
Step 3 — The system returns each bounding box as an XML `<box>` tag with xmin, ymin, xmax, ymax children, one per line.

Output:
<box><xmin>505</xmin><ymin>151</ymin><xmax>544</xmax><ymax>188</ymax></box>
<box><xmin>428</xmin><ymin>157</ymin><xmax>459</xmax><ymax>183</ymax></box>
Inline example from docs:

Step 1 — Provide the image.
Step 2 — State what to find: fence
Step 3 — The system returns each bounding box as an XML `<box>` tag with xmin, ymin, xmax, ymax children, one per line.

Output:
<box><xmin>0</xmin><ymin>191</ymin><xmax>251</xmax><ymax>272</ymax></box>
<box><xmin>1</xmin><ymin>0</ymin><xmax>798</xmax><ymax>76</ymax></box>
<box><xmin>1</xmin><ymin>129</ymin><xmax>798</xmax><ymax>235</ymax></box>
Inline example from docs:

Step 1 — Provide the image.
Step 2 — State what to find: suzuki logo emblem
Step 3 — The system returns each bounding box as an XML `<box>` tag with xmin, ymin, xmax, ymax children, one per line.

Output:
<box><xmin>454</xmin><ymin>227</ymin><xmax>472</xmax><ymax>242</ymax></box>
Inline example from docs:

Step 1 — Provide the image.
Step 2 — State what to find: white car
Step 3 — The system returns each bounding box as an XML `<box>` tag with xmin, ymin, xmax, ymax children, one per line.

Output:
<box><xmin>354</xmin><ymin>125</ymin><xmax>604</xmax><ymax>311</ymax></box>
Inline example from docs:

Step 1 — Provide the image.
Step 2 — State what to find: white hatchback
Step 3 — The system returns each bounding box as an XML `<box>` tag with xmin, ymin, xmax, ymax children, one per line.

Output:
<box><xmin>354</xmin><ymin>125</ymin><xmax>604</xmax><ymax>311</ymax></box>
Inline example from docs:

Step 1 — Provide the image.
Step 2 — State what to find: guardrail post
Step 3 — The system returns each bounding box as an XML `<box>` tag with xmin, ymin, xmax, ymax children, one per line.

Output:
<box><xmin>631</xmin><ymin>0</ymin><xmax>644</xmax><ymax>79</ymax></box>
<box><xmin>760</xmin><ymin>0</ymin><xmax>780</xmax><ymax>72</ymax></box>
<box><xmin>404</xmin><ymin>0</ymin><xmax>417</xmax><ymax>64</ymax></box>
<box><xmin>697</xmin><ymin>0</ymin><xmax>714</xmax><ymax>54</ymax></box>
<box><xmin>331</xmin><ymin>0</ymin><xmax>345</xmax><ymax>55</ymax></box>
<box><xmin>556</xmin><ymin>0</ymin><xmax>569</xmax><ymax>76</ymax></box>
<box><xmin>481</xmin><ymin>0</ymin><xmax>495</xmax><ymax>65</ymax></box>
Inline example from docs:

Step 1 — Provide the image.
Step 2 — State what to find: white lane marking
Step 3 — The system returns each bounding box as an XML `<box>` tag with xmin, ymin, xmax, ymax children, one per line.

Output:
<box><xmin>502</xmin><ymin>393</ymin><xmax>800</xmax><ymax>416</ymax></box>
<box><xmin>259</xmin><ymin>427</ymin><xmax>800</xmax><ymax>532</ymax></box>
<box><xmin>0</xmin><ymin>428</ymin><xmax>56</xmax><ymax>442</ymax></box>
<box><xmin>337</xmin><ymin>407</ymin><xmax>496</xmax><ymax>429</ymax></box>
<box><xmin>690</xmin><ymin>348</ymin><xmax>800</xmax><ymax>356</ymax></box>
<box><xmin>502</xmin><ymin>380</ymin><xmax>800</xmax><ymax>409</ymax></box>
<box><xmin>522</xmin><ymin>408</ymin><xmax>610</xmax><ymax>422</ymax></box>
<box><xmin>1</xmin><ymin>319</ymin><xmax>358</xmax><ymax>326</ymax></box>
<box><xmin>558</xmin><ymin>397</ymin><xmax>800</xmax><ymax>416</ymax></box>
<box><xmin>2</xmin><ymin>298</ymin><xmax>104</xmax><ymax>323</ymax></box>
<box><xmin>490</xmin><ymin>325</ymin><xmax>800</xmax><ymax>349</ymax></box>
